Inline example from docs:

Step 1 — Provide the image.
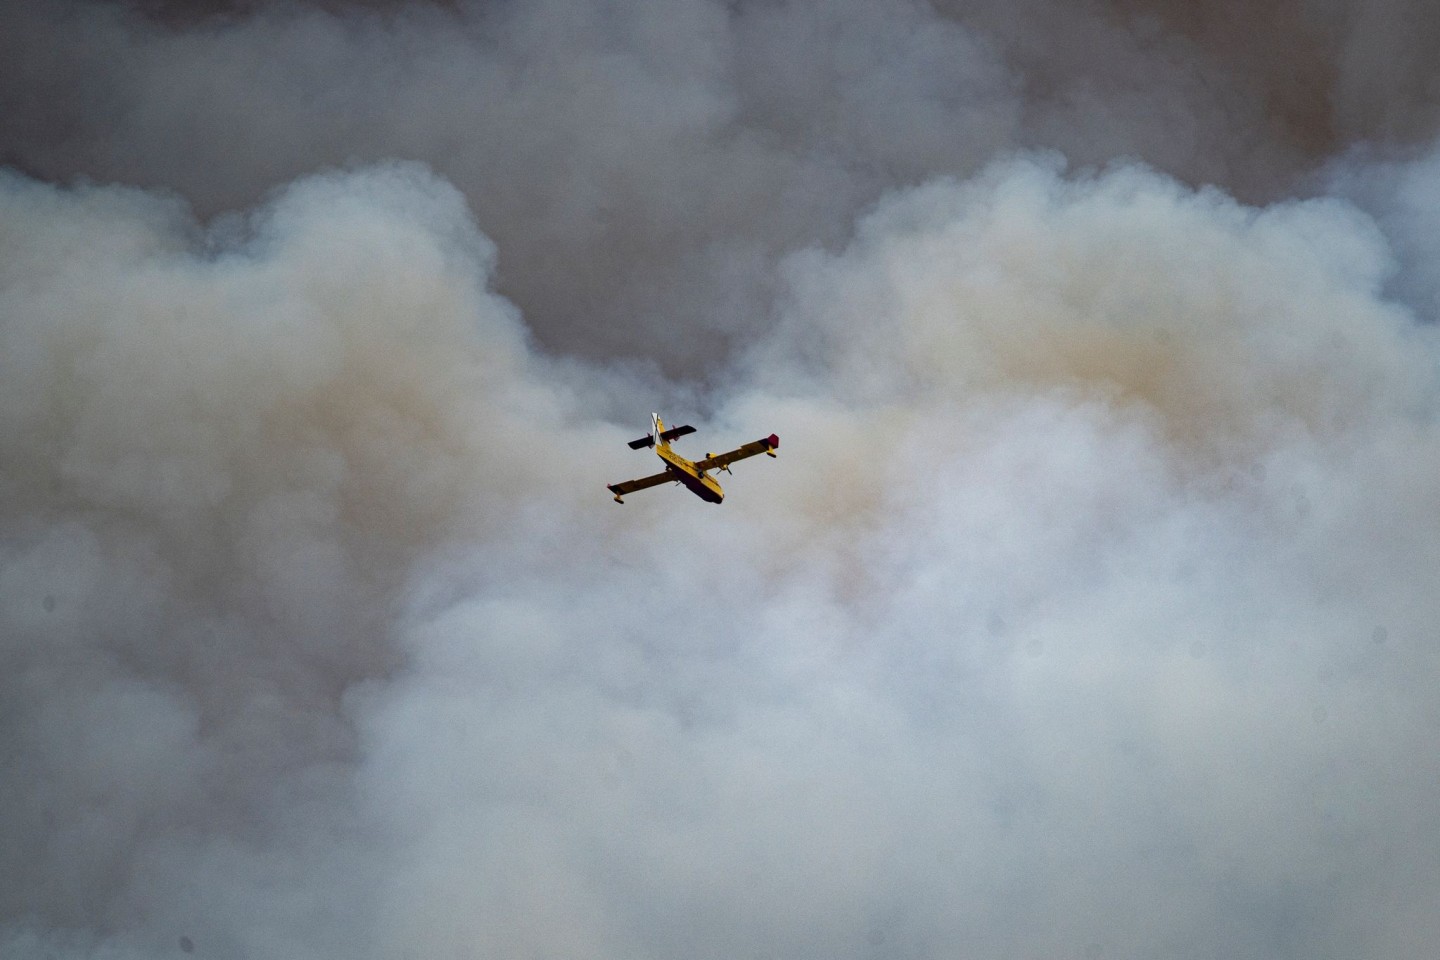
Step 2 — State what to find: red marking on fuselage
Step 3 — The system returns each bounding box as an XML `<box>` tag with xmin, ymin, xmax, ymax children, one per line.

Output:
<box><xmin>672</xmin><ymin>467</ymin><xmax>724</xmax><ymax>503</ymax></box>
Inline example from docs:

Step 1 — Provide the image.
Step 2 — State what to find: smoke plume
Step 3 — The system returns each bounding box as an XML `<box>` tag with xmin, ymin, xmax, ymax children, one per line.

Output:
<box><xmin>4</xmin><ymin>2</ymin><xmax>1440</xmax><ymax>959</ymax></box>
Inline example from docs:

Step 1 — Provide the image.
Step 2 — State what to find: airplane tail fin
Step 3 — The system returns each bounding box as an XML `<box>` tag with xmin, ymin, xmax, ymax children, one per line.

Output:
<box><xmin>626</xmin><ymin>413</ymin><xmax>663</xmax><ymax>450</ymax></box>
<box><xmin>625</xmin><ymin>413</ymin><xmax>696</xmax><ymax>450</ymax></box>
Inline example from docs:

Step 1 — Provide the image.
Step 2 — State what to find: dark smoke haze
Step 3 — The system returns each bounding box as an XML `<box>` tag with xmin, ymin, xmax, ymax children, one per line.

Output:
<box><xmin>3</xmin><ymin>2</ymin><xmax>1440</xmax><ymax>958</ymax></box>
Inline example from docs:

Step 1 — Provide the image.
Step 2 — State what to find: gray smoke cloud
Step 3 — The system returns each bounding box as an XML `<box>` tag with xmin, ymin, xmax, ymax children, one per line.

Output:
<box><xmin>7</xmin><ymin>0</ymin><xmax>1440</xmax><ymax>371</ymax></box>
<box><xmin>5</xmin><ymin>2</ymin><xmax>1440</xmax><ymax>959</ymax></box>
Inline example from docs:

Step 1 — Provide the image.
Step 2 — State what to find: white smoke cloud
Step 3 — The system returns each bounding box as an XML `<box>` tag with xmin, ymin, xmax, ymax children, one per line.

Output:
<box><xmin>0</xmin><ymin>161</ymin><xmax>615</xmax><ymax>958</ymax></box>
<box><xmin>13</xmin><ymin>0</ymin><xmax>1439</xmax><ymax>371</ymax></box>
<box><xmin>1327</xmin><ymin>143</ymin><xmax>1440</xmax><ymax>327</ymax></box>
<box><xmin>13</xmin><ymin>152</ymin><xmax>1437</xmax><ymax>959</ymax></box>
<box><xmin>6</xmin><ymin>3</ymin><xmax>1440</xmax><ymax>959</ymax></box>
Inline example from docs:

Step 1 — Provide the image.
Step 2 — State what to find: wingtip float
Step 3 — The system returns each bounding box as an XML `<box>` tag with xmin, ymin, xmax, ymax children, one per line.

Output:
<box><xmin>608</xmin><ymin>413</ymin><xmax>778</xmax><ymax>504</ymax></box>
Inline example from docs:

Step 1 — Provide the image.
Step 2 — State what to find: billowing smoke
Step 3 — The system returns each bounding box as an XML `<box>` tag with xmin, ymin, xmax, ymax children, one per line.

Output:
<box><xmin>4</xmin><ymin>2</ymin><xmax>1440</xmax><ymax>959</ymax></box>
<box><xmin>7</xmin><ymin>0</ymin><xmax>1440</xmax><ymax>370</ymax></box>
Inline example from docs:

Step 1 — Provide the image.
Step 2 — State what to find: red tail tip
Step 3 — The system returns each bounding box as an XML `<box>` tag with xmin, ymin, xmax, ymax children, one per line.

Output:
<box><xmin>767</xmin><ymin>434</ymin><xmax>780</xmax><ymax>448</ymax></box>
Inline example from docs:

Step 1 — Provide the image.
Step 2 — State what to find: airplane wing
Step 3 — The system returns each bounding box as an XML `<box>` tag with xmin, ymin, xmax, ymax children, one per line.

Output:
<box><xmin>692</xmin><ymin>434</ymin><xmax>779</xmax><ymax>472</ymax></box>
<box><xmin>607</xmin><ymin>470</ymin><xmax>674</xmax><ymax>502</ymax></box>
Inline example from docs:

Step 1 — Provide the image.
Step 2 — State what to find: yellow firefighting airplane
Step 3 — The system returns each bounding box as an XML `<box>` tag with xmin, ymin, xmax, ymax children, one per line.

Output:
<box><xmin>608</xmin><ymin>414</ymin><xmax>779</xmax><ymax>504</ymax></box>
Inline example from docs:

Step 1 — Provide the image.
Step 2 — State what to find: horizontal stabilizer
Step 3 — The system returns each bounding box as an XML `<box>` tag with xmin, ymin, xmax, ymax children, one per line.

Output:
<box><xmin>627</xmin><ymin>435</ymin><xmax>656</xmax><ymax>450</ymax></box>
<box><xmin>659</xmin><ymin>424</ymin><xmax>696</xmax><ymax>442</ymax></box>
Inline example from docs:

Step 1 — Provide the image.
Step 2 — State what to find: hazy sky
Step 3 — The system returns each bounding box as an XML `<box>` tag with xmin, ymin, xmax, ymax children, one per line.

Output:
<box><xmin>3</xmin><ymin>2</ymin><xmax>1440</xmax><ymax>959</ymax></box>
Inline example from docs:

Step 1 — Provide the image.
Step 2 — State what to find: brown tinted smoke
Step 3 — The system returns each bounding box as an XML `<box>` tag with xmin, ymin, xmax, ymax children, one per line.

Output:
<box><xmin>4</xmin><ymin>4</ymin><xmax>1440</xmax><ymax>960</ymax></box>
<box><xmin>5</xmin><ymin>0</ymin><xmax>1439</xmax><ymax>370</ymax></box>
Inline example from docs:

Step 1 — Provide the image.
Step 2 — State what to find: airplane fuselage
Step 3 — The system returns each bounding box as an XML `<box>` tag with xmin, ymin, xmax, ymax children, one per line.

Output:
<box><xmin>657</xmin><ymin>444</ymin><xmax>725</xmax><ymax>503</ymax></box>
